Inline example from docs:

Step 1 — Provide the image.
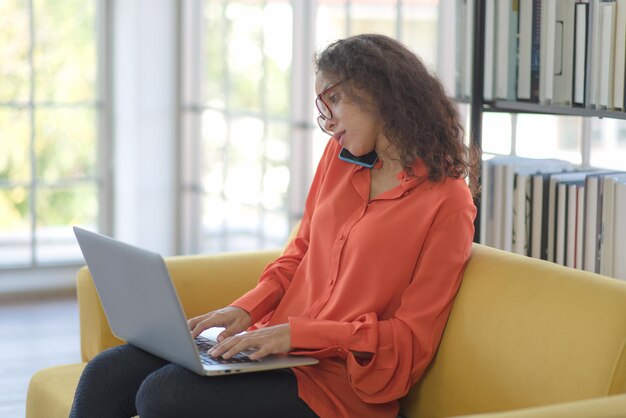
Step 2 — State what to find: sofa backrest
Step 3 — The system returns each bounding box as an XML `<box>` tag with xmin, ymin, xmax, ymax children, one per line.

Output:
<box><xmin>400</xmin><ymin>244</ymin><xmax>626</xmax><ymax>417</ymax></box>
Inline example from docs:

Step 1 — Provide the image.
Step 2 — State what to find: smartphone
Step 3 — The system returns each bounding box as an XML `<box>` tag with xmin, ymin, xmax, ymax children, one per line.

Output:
<box><xmin>338</xmin><ymin>147</ymin><xmax>378</xmax><ymax>168</ymax></box>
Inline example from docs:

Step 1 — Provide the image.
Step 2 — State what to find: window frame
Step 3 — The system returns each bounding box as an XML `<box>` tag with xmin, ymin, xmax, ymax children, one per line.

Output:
<box><xmin>179</xmin><ymin>0</ymin><xmax>447</xmax><ymax>255</ymax></box>
<box><xmin>0</xmin><ymin>0</ymin><xmax>112</xmax><ymax>270</ymax></box>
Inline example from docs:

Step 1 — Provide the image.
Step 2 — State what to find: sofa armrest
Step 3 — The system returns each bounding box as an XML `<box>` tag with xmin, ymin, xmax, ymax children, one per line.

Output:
<box><xmin>77</xmin><ymin>249</ymin><xmax>282</xmax><ymax>362</ymax></box>
<box><xmin>452</xmin><ymin>393</ymin><xmax>626</xmax><ymax>418</ymax></box>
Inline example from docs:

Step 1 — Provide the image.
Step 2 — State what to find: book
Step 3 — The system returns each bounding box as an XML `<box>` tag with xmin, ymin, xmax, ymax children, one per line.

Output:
<box><xmin>555</xmin><ymin>180</ymin><xmax>569</xmax><ymax>265</ymax></box>
<box><xmin>480</xmin><ymin>155</ymin><xmax>496</xmax><ymax>246</ymax></box>
<box><xmin>597</xmin><ymin>1</ymin><xmax>616</xmax><ymax>109</ymax></box>
<box><xmin>530</xmin><ymin>0</ymin><xmax>543</xmax><ymax>101</ymax></box>
<box><xmin>462</xmin><ymin>0</ymin><xmax>475</xmax><ymax>99</ymax></box>
<box><xmin>494</xmin><ymin>163</ymin><xmax>507</xmax><ymax>249</ymax></box>
<box><xmin>613</xmin><ymin>180</ymin><xmax>626</xmax><ymax>280</ymax></box>
<box><xmin>508</xmin><ymin>0</ymin><xmax>521</xmax><ymax>100</ymax></box>
<box><xmin>482</xmin><ymin>156</ymin><xmax>517</xmax><ymax>248</ymax></box>
<box><xmin>482</xmin><ymin>156</ymin><xmax>572</xmax><ymax>252</ymax></box>
<box><xmin>564</xmin><ymin>180</ymin><xmax>585</xmax><ymax>268</ymax></box>
<box><xmin>599</xmin><ymin>173</ymin><xmax>626</xmax><ymax>276</ymax></box>
<box><xmin>513</xmin><ymin>172</ymin><xmax>532</xmax><ymax>255</ymax></box>
<box><xmin>575</xmin><ymin>181</ymin><xmax>585</xmax><ymax>269</ymax></box>
<box><xmin>527</xmin><ymin>164</ymin><xmax>576</xmax><ymax>260</ymax></box>
<box><xmin>495</xmin><ymin>0</ymin><xmax>519</xmax><ymax>100</ymax></box>
<box><xmin>531</xmin><ymin>173</ymin><xmax>550</xmax><ymax>259</ymax></box>
<box><xmin>484</xmin><ymin>0</ymin><xmax>496</xmax><ymax>101</ymax></box>
<box><xmin>582</xmin><ymin>171</ymin><xmax>625</xmax><ymax>272</ymax></box>
<box><xmin>613</xmin><ymin>0</ymin><xmax>626</xmax><ymax>110</ymax></box>
<box><xmin>455</xmin><ymin>0</ymin><xmax>465</xmax><ymax>97</ymax></box>
<box><xmin>556</xmin><ymin>179</ymin><xmax>584</xmax><ymax>266</ymax></box>
<box><xmin>547</xmin><ymin>170</ymin><xmax>598</xmax><ymax>263</ymax></box>
<box><xmin>587</xmin><ymin>0</ymin><xmax>602</xmax><ymax>107</ymax></box>
<box><xmin>583</xmin><ymin>173</ymin><xmax>601</xmax><ymax>272</ymax></box>
<box><xmin>518</xmin><ymin>0</ymin><xmax>534</xmax><ymax>100</ymax></box>
<box><xmin>573</xmin><ymin>1</ymin><xmax>589</xmax><ymax>106</ymax></box>
<box><xmin>540</xmin><ymin>0</ymin><xmax>556</xmax><ymax>104</ymax></box>
<box><xmin>553</xmin><ymin>0</ymin><xmax>576</xmax><ymax>105</ymax></box>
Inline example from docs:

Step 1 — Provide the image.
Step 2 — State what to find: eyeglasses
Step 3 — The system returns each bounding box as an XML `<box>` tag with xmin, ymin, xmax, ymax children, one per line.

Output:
<box><xmin>315</xmin><ymin>80</ymin><xmax>344</xmax><ymax>135</ymax></box>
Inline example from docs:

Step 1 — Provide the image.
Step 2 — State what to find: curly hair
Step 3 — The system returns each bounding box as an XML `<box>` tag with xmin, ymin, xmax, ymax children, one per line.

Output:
<box><xmin>315</xmin><ymin>34</ymin><xmax>480</xmax><ymax>199</ymax></box>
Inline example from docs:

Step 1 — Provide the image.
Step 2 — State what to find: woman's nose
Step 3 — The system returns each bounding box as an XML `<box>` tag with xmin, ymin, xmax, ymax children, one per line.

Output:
<box><xmin>323</xmin><ymin>117</ymin><xmax>335</xmax><ymax>134</ymax></box>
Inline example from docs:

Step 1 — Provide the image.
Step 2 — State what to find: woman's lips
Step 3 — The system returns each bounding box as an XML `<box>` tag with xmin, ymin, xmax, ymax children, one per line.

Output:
<box><xmin>334</xmin><ymin>131</ymin><xmax>346</xmax><ymax>146</ymax></box>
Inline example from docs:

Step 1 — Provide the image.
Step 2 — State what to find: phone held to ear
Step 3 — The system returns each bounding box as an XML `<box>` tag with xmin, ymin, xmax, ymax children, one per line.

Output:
<box><xmin>338</xmin><ymin>147</ymin><xmax>378</xmax><ymax>168</ymax></box>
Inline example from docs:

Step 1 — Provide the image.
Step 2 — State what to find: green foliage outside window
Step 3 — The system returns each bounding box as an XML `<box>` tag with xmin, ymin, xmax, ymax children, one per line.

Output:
<box><xmin>0</xmin><ymin>0</ymin><xmax>99</xmax><ymax>265</ymax></box>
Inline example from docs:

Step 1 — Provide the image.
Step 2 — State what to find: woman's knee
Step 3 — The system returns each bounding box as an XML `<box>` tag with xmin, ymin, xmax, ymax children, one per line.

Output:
<box><xmin>136</xmin><ymin>367</ymin><xmax>317</xmax><ymax>418</ymax></box>
<box><xmin>135</xmin><ymin>364</ymin><xmax>204</xmax><ymax>418</ymax></box>
<box><xmin>80</xmin><ymin>344</ymin><xmax>135</xmax><ymax>381</ymax></box>
<box><xmin>82</xmin><ymin>344</ymin><xmax>160</xmax><ymax>381</ymax></box>
<box><xmin>71</xmin><ymin>345</ymin><xmax>163</xmax><ymax>418</ymax></box>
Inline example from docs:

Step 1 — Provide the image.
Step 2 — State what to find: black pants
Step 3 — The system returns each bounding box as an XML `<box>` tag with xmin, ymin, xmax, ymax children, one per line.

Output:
<box><xmin>70</xmin><ymin>344</ymin><xmax>319</xmax><ymax>418</ymax></box>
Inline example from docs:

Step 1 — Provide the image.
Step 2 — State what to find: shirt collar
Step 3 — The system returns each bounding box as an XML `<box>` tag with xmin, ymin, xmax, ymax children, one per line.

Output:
<box><xmin>398</xmin><ymin>158</ymin><xmax>428</xmax><ymax>191</ymax></box>
<box><xmin>354</xmin><ymin>157</ymin><xmax>429</xmax><ymax>193</ymax></box>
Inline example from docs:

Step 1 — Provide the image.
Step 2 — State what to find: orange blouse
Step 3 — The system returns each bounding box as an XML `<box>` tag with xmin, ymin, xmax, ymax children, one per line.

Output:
<box><xmin>231</xmin><ymin>138</ymin><xmax>476</xmax><ymax>417</ymax></box>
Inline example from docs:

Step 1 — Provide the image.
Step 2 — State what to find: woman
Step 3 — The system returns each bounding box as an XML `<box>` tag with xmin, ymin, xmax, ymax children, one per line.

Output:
<box><xmin>71</xmin><ymin>34</ymin><xmax>478</xmax><ymax>418</ymax></box>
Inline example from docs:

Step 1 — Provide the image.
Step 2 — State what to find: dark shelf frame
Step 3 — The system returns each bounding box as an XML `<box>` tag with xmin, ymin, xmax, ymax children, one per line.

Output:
<box><xmin>465</xmin><ymin>0</ymin><xmax>626</xmax><ymax>243</ymax></box>
<box><xmin>470</xmin><ymin>0</ymin><xmax>486</xmax><ymax>243</ymax></box>
<box><xmin>485</xmin><ymin>101</ymin><xmax>626</xmax><ymax>120</ymax></box>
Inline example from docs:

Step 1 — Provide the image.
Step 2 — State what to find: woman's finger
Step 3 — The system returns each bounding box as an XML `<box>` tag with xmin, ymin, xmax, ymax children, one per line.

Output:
<box><xmin>210</xmin><ymin>325</ymin><xmax>290</xmax><ymax>359</ymax></box>
<box><xmin>210</xmin><ymin>334</ymin><xmax>252</xmax><ymax>359</ymax></box>
<box><xmin>248</xmin><ymin>345</ymin><xmax>271</xmax><ymax>361</ymax></box>
<box><xmin>187</xmin><ymin>313</ymin><xmax>209</xmax><ymax>330</ymax></box>
<box><xmin>190</xmin><ymin>307</ymin><xmax>252</xmax><ymax>339</ymax></box>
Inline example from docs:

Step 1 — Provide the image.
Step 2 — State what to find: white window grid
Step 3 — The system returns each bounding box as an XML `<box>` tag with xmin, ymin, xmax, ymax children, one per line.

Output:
<box><xmin>0</xmin><ymin>0</ymin><xmax>112</xmax><ymax>269</ymax></box>
<box><xmin>179</xmin><ymin>0</ymin><xmax>443</xmax><ymax>255</ymax></box>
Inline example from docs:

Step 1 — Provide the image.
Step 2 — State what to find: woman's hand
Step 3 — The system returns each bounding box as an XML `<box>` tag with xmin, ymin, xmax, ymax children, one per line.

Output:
<box><xmin>188</xmin><ymin>306</ymin><xmax>252</xmax><ymax>341</ymax></box>
<box><xmin>209</xmin><ymin>324</ymin><xmax>291</xmax><ymax>361</ymax></box>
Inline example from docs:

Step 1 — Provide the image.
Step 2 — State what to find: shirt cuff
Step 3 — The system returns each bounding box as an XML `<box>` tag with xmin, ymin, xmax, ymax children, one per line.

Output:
<box><xmin>229</xmin><ymin>281</ymin><xmax>282</xmax><ymax>324</ymax></box>
<box><xmin>289</xmin><ymin>316</ymin><xmax>353</xmax><ymax>349</ymax></box>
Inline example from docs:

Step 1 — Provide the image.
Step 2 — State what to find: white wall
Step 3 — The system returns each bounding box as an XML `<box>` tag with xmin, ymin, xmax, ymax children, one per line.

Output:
<box><xmin>113</xmin><ymin>0</ymin><xmax>179</xmax><ymax>256</ymax></box>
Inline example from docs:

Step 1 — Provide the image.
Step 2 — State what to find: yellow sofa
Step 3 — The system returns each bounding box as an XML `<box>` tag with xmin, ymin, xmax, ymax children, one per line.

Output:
<box><xmin>27</xmin><ymin>244</ymin><xmax>626</xmax><ymax>417</ymax></box>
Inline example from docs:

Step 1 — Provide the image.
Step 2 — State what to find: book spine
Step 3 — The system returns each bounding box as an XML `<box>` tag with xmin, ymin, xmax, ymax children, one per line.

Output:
<box><xmin>588</xmin><ymin>0</ymin><xmax>602</xmax><ymax>107</ymax></box>
<box><xmin>530</xmin><ymin>0</ymin><xmax>543</xmax><ymax>102</ymax></box>
<box><xmin>597</xmin><ymin>2</ymin><xmax>616</xmax><ymax>108</ymax></box>
<box><xmin>518</xmin><ymin>0</ymin><xmax>534</xmax><ymax>99</ymax></box>
<box><xmin>583</xmin><ymin>176</ymin><xmax>598</xmax><ymax>271</ymax></box>
<box><xmin>573</xmin><ymin>2</ymin><xmax>589</xmax><ymax>106</ymax></box>
<box><xmin>613</xmin><ymin>182</ymin><xmax>626</xmax><ymax>280</ymax></box>
<box><xmin>612</xmin><ymin>0</ymin><xmax>626</xmax><ymax>110</ymax></box>
<box><xmin>576</xmin><ymin>184</ymin><xmax>585</xmax><ymax>269</ymax></box>
<box><xmin>539</xmin><ymin>0</ymin><xmax>556</xmax><ymax>103</ymax></box>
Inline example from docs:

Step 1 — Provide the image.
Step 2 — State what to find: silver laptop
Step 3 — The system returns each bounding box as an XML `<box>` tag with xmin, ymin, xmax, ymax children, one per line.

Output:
<box><xmin>73</xmin><ymin>227</ymin><xmax>318</xmax><ymax>376</ymax></box>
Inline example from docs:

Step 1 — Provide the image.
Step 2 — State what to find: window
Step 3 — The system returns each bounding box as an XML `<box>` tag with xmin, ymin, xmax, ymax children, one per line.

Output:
<box><xmin>313</xmin><ymin>0</ymin><xmax>440</xmax><ymax>164</ymax></box>
<box><xmin>0</xmin><ymin>0</ymin><xmax>108</xmax><ymax>268</ymax></box>
<box><xmin>481</xmin><ymin>112</ymin><xmax>626</xmax><ymax>170</ymax></box>
<box><xmin>180</xmin><ymin>0</ymin><xmax>442</xmax><ymax>255</ymax></box>
<box><xmin>515</xmin><ymin>115</ymin><xmax>582</xmax><ymax>165</ymax></box>
<box><xmin>180</xmin><ymin>0</ymin><xmax>294</xmax><ymax>254</ymax></box>
<box><xmin>589</xmin><ymin>119</ymin><xmax>626</xmax><ymax>170</ymax></box>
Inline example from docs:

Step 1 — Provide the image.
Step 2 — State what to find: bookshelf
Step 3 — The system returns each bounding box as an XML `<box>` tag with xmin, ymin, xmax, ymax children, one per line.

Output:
<box><xmin>486</xmin><ymin>101</ymin><xmax>626</xmax><ymax>120</ymax></box>
<box><xmin>461</xmin><ymin>0</ymin><xmax>626</xmax><ymax>280</ymax></box>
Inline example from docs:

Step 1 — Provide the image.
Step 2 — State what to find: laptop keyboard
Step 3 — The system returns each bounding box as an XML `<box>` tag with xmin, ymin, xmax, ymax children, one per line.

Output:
<box><xmin>195</xmin><ymin>335</ymin><xmax>258</xmax><ymax>366</ymax></box>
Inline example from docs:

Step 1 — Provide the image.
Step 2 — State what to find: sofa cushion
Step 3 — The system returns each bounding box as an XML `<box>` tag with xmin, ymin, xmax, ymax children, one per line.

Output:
<box><xmin>26</xmin><ymin>363</ymin><xmax>85</xmax><ymax>418</ymax></box>
<box><xmin>401</xmin><ymin>245</ymin><xmax>626</xmax><ymax>417</ymax></box>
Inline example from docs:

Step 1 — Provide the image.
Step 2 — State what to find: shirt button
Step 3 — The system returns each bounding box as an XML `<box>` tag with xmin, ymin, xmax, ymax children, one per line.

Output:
<box><xmin>338</xmin><ymin>234</ymin><xmax>345</xmax><ymax>241</ymax></box>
